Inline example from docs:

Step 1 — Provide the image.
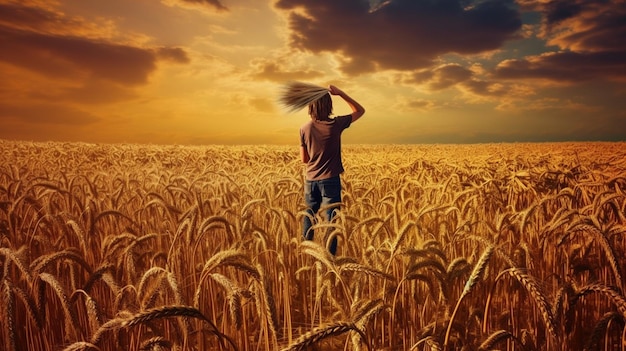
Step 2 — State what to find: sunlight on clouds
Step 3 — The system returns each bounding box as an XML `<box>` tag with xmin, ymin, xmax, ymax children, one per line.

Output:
<box><xmin>161</xmin><ymin>0</ymin><xmax>228</xmax><ymax>13</ymax></box>
<box><xmin>1</xmin><ymin>0</ymin><xmax>624</xmax><ymax>144</ymax></box>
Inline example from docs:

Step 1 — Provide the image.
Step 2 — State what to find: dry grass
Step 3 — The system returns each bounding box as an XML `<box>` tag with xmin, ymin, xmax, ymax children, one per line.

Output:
<box><xmin>1</xmin><ymin>140</ymin><xmax>626</xmax><ymax>350</ymax></box>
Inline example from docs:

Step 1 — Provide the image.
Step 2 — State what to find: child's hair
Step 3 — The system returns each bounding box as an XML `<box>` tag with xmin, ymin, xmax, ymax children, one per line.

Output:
<box><xmin>308</xmin><ymin>93</ymin><xmax>333</xmax><ymax>120</ymax></box>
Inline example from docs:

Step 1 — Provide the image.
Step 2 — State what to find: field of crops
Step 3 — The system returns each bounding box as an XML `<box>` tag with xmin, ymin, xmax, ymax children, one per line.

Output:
<box><xmin>1</xmin><ymin>139</ymin><xmax>625</xmax><ymax>351</ymax></box>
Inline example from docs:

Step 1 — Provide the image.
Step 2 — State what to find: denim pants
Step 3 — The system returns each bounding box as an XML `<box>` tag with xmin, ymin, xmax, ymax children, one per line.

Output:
<box><xmin>303</xmin><ymin>176</ymin><xmax>341</xmax><ymax>255</ymax></box>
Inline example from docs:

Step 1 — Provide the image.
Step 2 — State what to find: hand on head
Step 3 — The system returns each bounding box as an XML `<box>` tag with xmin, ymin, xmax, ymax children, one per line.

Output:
<box><xmin>328</xmin><ymin>85</ymin><xmax>343</xmax><ymax>95</ymax></box>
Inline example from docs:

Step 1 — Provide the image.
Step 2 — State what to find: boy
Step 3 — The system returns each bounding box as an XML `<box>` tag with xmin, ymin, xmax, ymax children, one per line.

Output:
<box><xmin>300</xmin><ymin>85</ymin><xmax>365</xmax><ymax>255</ymax></box>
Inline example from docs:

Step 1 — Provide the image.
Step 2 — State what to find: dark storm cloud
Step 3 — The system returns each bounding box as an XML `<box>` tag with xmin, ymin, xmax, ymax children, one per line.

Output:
<box><xmin>537</xmin><ymin>0</ymin><xmax>626</xmax><ymax>52</ymax></box>
<box><xmin>0</xmin><ymin>1</ymin><xmax>192</xmax><ymax>132</ymax></box>
<box><xmin>274</xmin><ymin>0</ymin><xmax>522</xmax><ymax>74</ymax></box>
<box><xmin>495</xmin><ymin>1</ymin><xmax>626</xmax><ymax>83</ymax></box>
<box><xmin>0</xmin><ymin>27</ymin><xmax>157</xmax><ymax>85</ymax></box>
<box><xmin>544</xmin><ymin>1</ymin><xmax>583</xmax><ymax>26</ymax></box>
<box><xmin>0</xmin><ymin>2</ymin><xmax>190</xmax><ymax>86</ymax></box>
<box><xmin>495</xmin><ymin>50</ymin><xmax>626</xmax><ymax>82</ymax></box>
<box><xmin>518</xmin><ymin>0</ymin><xmax>626</xmax><ymax>51</ymax></box>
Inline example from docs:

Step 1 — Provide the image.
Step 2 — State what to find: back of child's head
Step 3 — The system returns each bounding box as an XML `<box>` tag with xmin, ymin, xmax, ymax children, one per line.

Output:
<box><xmin>308</xmin><ymin>93</ymin><xmax>333</xmax><ymax>120</ymax></box>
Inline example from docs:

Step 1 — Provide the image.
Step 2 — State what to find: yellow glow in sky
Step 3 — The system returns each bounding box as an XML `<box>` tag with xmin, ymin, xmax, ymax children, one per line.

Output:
<box><xmin>0</xmin><ymin>0</ymin><xmax>625</xmax><ymax>144</ymax></box>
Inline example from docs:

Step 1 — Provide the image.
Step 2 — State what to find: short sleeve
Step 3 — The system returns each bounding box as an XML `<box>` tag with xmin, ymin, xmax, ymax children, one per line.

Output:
<box><xmin>337</xmin><ymin>115</ymin><xmax>352</xmax><ymax>130</ymax></box>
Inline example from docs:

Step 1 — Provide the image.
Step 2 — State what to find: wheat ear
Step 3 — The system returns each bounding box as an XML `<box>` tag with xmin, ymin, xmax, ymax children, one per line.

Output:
<box><xmin>2</xmin><ymin>280</ymin><xmax>16</xmax><ymax>351</ymax></box>
<box><xmin>89</xmin><ymin>316</ymin><xmax>126</xmax><ymax>346</ymax></box>
<box><xmin>0</xmin><ymin>247</ymin><xmax>32</xmax><ymax>281</ymax></box>
<box><xmin>140</xmin><ymin>306</ymin><xmax>234</xmax><ymax>349</ymax></box>
<box><xmin>278</xmin><ymin>81</ymin><xmax>329</xmax><ymax>113</ymax></box>
<box><xmin>61</xmin><ymin>342</ymin><xmax>101</xmax><ymax>351</ymax></box>
<box><xmin>504</xmin><ymin>268</ymin><xmax>557</xmax><ymax>339</ymax></box>
<box><xmin>39</xmin><ymin>272</ymin><xmax>79</xmax><ymax>341</ymax></box>
<box><xmin>207</xmin><ymin>273</ymin><xmax>245</xmax><ymax>328</ymax></box>
<box><xmin>8</xmin><ymin>279</ymin><xmax>42</xmax><ymax>329</ymax></box>
<box><xmin>30</xmin><ymin>248</ymin><xmax>92</xmax><ymax>275</ymax></box>
<box><xmin>444</xmin><ymin>245</ymin><xmax>493</xmax><ymax>350</ymax></box>
<box><xmin>139</xmin><ymin>336</ymin><xmax>172</xmax><ymax>351</ymax></box>
<box><xmin>280</xmin><ymin>322</ymin><xmax>369</xmax><ymax>351</ymax></box>
<box><xmin>478</xmin><ymin>330</ymin><xmax>515</xmax><ymax>351</ymax></box>
<box><xmin>575</xmin><ymin>283</ymin><xmax>626</xmax><ymax>318</ymax></box>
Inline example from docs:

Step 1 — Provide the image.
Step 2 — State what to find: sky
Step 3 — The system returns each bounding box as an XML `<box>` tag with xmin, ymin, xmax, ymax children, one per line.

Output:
<box><xmin>0</xmin><ymin>0</ymin><xmax>625</xmax><ymax>145</ymax></box>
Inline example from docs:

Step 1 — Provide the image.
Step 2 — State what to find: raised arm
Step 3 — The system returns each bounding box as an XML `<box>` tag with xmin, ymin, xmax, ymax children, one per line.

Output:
<box><xmin>328</xmin><ymin>85</ymin><xmax>365</xmax><ymax>123</ymax></box>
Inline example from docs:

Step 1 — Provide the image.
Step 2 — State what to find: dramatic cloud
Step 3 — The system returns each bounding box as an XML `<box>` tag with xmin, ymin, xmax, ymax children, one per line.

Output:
<box><xmin>0</xmin><ymin>29</ymin><xmax>156</xmax><ymax>85</ymax></box>
<box><xmin>179</xmin><ymin>0</ymin><xmax>228</xmax><ymax>12</ymax></box>
<box><xmin>0</xmin><ymin>1</ymin><xmax>189</xmax><ymax>85</ymax></box>
<box><xmin>0</xmin><ymin>0</ymin><xmax>192</xmax><ymax>131</ymax></box>
<box><xmin>274</xmin><ymin>0</ymin><xmax>522</xmax><ymax>74</ymax></box>
<box><xmin>0</xmin><ymin>0</ymin><xmax>624</xmax><ymax>144</ymax></box>
<box><xmin>500</xmin><ymin>0</ymin><xmax>626</xmax><ymax>83</ymax></box>
<box><xmin>409</xmin><ymin>64</ymin><xmax>473</xmax><ymax>90</ymax></box>
<box><xmin>495</xmin><ymin>50</ymin><xmax>626</xmax><ymax>83</ymax></box>
<box><xmin>520</xmin><ymin>0</ymin><xmax>626</xmax><ymax>54</ymax></box>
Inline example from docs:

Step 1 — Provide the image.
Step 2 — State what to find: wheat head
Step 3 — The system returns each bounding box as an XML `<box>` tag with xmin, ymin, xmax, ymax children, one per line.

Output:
<box><xmin>279</xmin><ymin>81</ymin><xmax>329</xmax><ymax>113</ymax></box>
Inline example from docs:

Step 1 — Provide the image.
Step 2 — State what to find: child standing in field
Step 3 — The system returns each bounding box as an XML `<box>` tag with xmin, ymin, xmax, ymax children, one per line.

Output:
<box><xmin>300</xmin><ymin>85</ymin><xmax>365</xmax><ymax>255</ymax></box>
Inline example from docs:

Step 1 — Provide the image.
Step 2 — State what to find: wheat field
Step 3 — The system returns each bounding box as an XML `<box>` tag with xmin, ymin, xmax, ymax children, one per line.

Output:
<box><xmin>1</xmin><ymin>139</ymin><xmax>625</xmax><ymax>351</ymax></box>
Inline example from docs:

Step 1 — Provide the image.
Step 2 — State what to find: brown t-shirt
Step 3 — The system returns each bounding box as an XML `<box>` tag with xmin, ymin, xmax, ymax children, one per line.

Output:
<box><xmin>300</xmin><ymin>115</ymin><xmax>352</xmax><ymax>181</ymax></box>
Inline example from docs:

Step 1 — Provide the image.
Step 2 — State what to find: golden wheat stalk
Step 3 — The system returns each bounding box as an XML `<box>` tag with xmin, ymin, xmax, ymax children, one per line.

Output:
<box><xmin>121</xmin><ymin>305</ymin><xmax>212</xmax><ymax>328</ymax></box>
<box><xmin>39</xmin><ymin>272</ymin><xmax>79</xmax><ymax>341</ymax></box>
<box><xmin>572</xmin><ymin>223</ymin><xmax>623</xmax><ymax>291</ymax></box>
<box><xmin>7</xmin><ymin>278</ymin><xmax>43</xmax><ymax>329</ymax></box>
<box><xmin>574</xmin><ymin>283</ymin><xmax>626</xmax><ymax>318</ymax></box>
<box><xmin>254</xmin><ymin>264</ymin><xmax>279</xmax><ymax>347</ymax></box>
<box><xmin>61</xmin><ymin>341</ymin><xmax>101</xmax><ymax>351</ymax></box>
<box><xmin>504</xmin><ymin>268</ymin><xmax>557</xmax><ymax>339</ymax></box>
<box><xmin>207</xmin><ymin>272</ymin><xmax>245</xmax><ymax>328</ymax></box>
<box><xmin>89</xmin><ymin>316</ymin><xmax>126</xmax><ymax>346</ymax></box>
<box><xmin>278</xmin><ymin>81</ymin><xmax>329</xmax><ymax>113</ymax></box>
<box><xmin>30</xmin><ymin>249</ymin><xmax>92</xmax><ymax>276</ymax></box>
<box><xmin>136</xmin><ymin>267</ymin><xmax>166</xmax><ymax>309</ymax></box>
<box><xmin>139</xmin><ymin>336</ymin><xmax>172</xmax><ymax>351</ymax></box>
<box><xmin>2</xmin><ymin>280</ymin><xmax>16</xmax><ymax>351</ymax></box>
<box><xmin>281</xmin><ymin>322</ymin><xmax>369</xmax><ymax>351</ymax></box>
<box><xmin>444</xmin><ymin>245</ymin><xmax>494</xmax><ymax>350</ymax></box>
<box><xmin>70</xmin><ymin>289</ymin><xmax>102</xmax><ymax>336</ymax></box>
<box><xmin>411</xmin><ymin>335</ymin><xmax>442</xmax><ymax>351</ymax></box>
<box><xmin>117</xmin><ymin>305</ymin><xmax>236</xmax><ymax>349</ymax></box>
<box><xmin>66</xmin><ymin>219</ymin><xmax>89</xmax><ymax>257</ymax></box>
<box><xmin>351</xmin><ymin>298</ymin><xmax>387</xmax><ymax>349</ymax></box>
<box><xmin>82</xmin><ymin>264</ymin><xmax>118</xmax><ymax>295</ymax></box>
<box><xmin>338</xmin><ymin>262</ymin><xmax>395</xmax><ymax>281</ymax></box>
<box><xmin>478</xmin><ymin>330</ymin><xmax>515</xmax><ymax>351</ymax></box>
<box><xmin>0</xmin><ymin>248</ymin><xmax>32</xmax><ymax>281</ymax></box>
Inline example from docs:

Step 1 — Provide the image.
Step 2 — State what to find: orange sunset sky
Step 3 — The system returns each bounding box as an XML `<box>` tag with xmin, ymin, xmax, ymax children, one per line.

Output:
<box><xmin>0</xmin><ymin>0</ymin><xmax>625</xmax><ymax>145</ymax></box>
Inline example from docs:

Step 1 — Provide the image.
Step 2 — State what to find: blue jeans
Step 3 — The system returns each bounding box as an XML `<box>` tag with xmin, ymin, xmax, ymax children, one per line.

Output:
<box><xmin>303</xmin><ymin>176</ymin><xmax>341</xmax><ymax>255</ymax></box>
